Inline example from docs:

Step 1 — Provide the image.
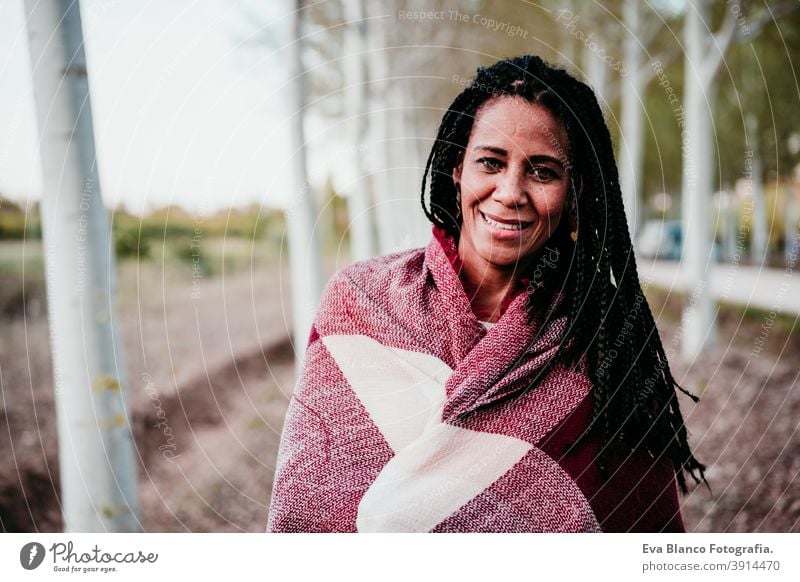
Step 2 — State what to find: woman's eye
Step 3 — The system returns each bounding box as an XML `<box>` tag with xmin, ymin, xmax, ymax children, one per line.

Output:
<box><xmin>477</xmin><ymin>157</ymin><xmax>502</xmax><ymax>171</ymax></box>
<box><xmin>529</xmin><ymin>166</ymin><xmax>559</xmax><ymax>181</ymax></box>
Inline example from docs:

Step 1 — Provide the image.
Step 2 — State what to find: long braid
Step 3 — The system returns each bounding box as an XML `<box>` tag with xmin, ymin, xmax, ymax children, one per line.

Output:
<box><xmin>574</xmin><ymin>81</ymin><xmax>705</xmax><ymax>490</ymax></box>
<box><xmin>420</xmin><ymin>55</ymin><xmax>706</xmax><ymax>492</ymax></box>
<box><xmin>584</xmin><ymin>82</ymin><xmax>704</xmax><ymax>488</ymax></box>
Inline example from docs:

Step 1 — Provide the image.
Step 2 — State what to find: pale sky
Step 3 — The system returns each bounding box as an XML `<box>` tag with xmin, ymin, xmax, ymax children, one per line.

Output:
<box><xmin>0</xmin><ymin>0</ymin><xmax>338</xmax><ymax>214</ymax></box>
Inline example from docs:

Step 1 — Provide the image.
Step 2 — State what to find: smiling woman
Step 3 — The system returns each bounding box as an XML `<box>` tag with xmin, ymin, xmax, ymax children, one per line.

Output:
<box><xmin>266</xmin><ymin>55</ymin><xmax>705</xmax><ymax>533</ymax></box>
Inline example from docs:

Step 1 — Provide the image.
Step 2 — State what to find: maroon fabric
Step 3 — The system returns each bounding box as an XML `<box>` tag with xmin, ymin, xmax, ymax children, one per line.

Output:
<box><xmin>435</xmin><ymin>226</ymin><xmax>684</xmax><ymax>532</ymax></box>
<box><xmin>267</xmin><ymin>227</ymin><xmax>684</xmax><ymax>533</ymax></box>
<box><xmin>538</xmin><ymin>392</ymin><xmax>684</xmax><ymax>532</ymax></box>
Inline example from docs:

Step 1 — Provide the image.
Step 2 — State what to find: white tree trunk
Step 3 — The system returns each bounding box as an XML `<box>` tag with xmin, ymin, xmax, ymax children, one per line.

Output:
<box><xmin>680</xmin><ymin>0</ymin><xmax>719</xmax><ymax>359</ymax></box>
<box><xmin>342</xmin><ymin>0</ymin><xmax>374</xmax><ymax>261</ymax></box>
<box><xmin>583</xmin><ymin>40</ymin><xmax>608</xmax><ymax>108</ymax></box>
<box><xmin>721</xmin><ymin>191</ymin><xmax>738</xmax><ymax>262</ymax></box>
<box><xmin>24</xmin><ymin>0</ymin><xmax>140</xmax><ymax>532</ymax></box>
<box><xmin>286</xmin><ymin>0</ymin><xmax>323</xmax><ymax>368</ymax></box>
<box><xmin>786</xmin><ymin>168</ymin><xmax>799</xmax><ymax>265</ymax></box>
<box><xmin>619</xmin><ymin>0</ymin><xmax>644</xmax><ymax>240</ymax></box>
<box><xmin>363</xmin><ymin>1</ymin><xmax>403</xmax><ymax>253</ymax></box>
<box><xmin>371</xmin><ymin>126</ymin><xmax>398</xmax><ymax>254</ymax></box>
<box><xmin>400</xmin><ymin>88</ymin><xmax>434</xmax><ymax>247</ymax></box>
<box><xmin>374</xmin><ymin>80</ymin><xmax>428</xmax><ymax>253</ymax></box>
<box><xmin>745</xmin><ymin>113</ymin><xmax>768</xmax><ymax>264</ymax></box>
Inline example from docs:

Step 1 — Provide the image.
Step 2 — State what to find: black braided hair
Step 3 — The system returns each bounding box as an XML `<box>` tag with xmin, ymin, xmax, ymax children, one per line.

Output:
<box><xmin>420</xmin><ymin>55</ymin><xmax>705</xmax><ymax>493</ymax></box>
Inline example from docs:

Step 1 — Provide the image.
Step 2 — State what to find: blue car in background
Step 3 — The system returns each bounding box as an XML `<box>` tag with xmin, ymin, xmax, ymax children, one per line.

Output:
<box><xmin>636</xmin><ymin>220</ymin><xmax>682</xmax><ymax>261</ymax></box>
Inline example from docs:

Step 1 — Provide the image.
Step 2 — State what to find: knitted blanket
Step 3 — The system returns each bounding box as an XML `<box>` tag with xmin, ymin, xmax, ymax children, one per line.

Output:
<box><xmin>267</xmin><ymin>231</ymin><xmax>683</xmax><ymax>533</ymax></box>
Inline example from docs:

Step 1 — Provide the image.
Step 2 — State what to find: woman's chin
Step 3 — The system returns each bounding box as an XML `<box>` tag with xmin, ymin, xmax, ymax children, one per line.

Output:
<box><xmin>476</xmin><ymin>247</ymin><xmax>534</xmax><ymax>271</ymax></box>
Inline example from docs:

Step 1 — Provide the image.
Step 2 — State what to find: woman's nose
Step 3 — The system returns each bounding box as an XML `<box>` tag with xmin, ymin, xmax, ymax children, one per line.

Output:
<box><xmin>491</xmin><ymin>171</ymin><xmax>528</xmax><ymax>207</ymax></box>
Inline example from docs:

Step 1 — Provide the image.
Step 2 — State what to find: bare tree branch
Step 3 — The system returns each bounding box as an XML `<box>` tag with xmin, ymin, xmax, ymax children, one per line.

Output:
<box><xmin>741</xmin><ymin>0</ymin><xmax>800</xmax><ymax>40</ymax></box>
<box><xmin>705</xmin><ymin>0</ymin><xmax>739</xmax><ymax>78</ymax></box>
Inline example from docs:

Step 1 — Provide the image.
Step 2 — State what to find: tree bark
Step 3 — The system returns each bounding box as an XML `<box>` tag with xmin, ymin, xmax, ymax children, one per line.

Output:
<box><xmin>24</xmin><ymin>0</ymin><xmax>140</xmax><ymax>532</ymax></box>
<box><xmin>286</xmin><ymin>0</ymin><xmax>324</xmax><ymax>369</ymax></box>
<box><xmin>681</xmin><ymin>0</ymin><xmax>723</xmax><ymax>359</ymax></box>
<box><xmin>342</xmin><ymin>0</ymin><xmax>375</xmax><ymax>261</ymax></box>
<box><xmin>787</xmin><ymin>166</ymin><xmax>800</xmax><ymax>265</ymax></box>
<box><xmin>745</xmin><ymin>113</ymin><xmax>768</xmax><ymax>264</ymax></box>
<box><xmin>619</xmin><ymin>0</ymin><xmax>645</xmax><ymax>240</ymax></box>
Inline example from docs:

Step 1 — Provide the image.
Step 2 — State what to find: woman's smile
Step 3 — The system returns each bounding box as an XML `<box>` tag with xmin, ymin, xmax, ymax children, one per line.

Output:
<box><xmin>479</xmin><ymin>211</ymin><xmax>533</xmax><ymax>233</ymax></box>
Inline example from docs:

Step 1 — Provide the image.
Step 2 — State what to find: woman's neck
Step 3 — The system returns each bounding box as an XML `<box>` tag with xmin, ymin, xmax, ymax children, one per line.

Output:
<box><xmin>457</xmin><ymin>250</ymin><xmax>519</xmax><ymax>324</ymax></box>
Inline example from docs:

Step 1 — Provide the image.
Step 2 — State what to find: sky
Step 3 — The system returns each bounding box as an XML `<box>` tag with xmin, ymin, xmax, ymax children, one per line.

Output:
<box><xmin>0</xmin><ymin>0</ymin><xmax>335</xmax><ymax>214</ymax></box>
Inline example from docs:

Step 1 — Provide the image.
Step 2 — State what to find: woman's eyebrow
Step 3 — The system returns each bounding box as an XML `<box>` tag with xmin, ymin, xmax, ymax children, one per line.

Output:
<box><xmin>528</xmin><ymin>155</ymin><xmax>566</xmax><ymax>169</ymax></box>
<box><xmin>473</xmin><ymin>145</ymin><xmax>507</xmax><ymax>156</ymax></box>
<box><xmin>473</xmin><ymin>145</ymin><xmax>565</xmax><ymax>169</ymax></box>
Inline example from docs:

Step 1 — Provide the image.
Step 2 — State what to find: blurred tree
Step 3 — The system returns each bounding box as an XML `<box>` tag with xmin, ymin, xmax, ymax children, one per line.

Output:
<box><xmin>680</xmin><ymin>0</ymin><xmax>739</xmax><ymax>358</ymax></box>
<box><xmin>717</xmin><ymin>8</ymin><xmax>800</xmax><ymax>261</ymax></box>
<box><xmin>615</xmin><ymin>0</ymin><xmax>685</xmax><ymax>239</ymax></box>
<box><xmin>286</xmin><ymin>0</ymin><xmax>324</xmax><ymax>368</ymax></box>
<box><xmin>341</xmin><ymin>0</ymin><xmax>375</xmax><ymax>260</ymax></box>
<box><xmin>24</xmin><ymin>0</ymin><xmax>139</xmax><ymax>532</ymax></box>
<box><xmin>680</xmin><ymin>0</ymin><xmax>798</xmax><ymax>359</ymax></box>
<box><xmin>232</xmin><ymin>0</ymin><xmax>324</xmax><ymax>364</ymax></box>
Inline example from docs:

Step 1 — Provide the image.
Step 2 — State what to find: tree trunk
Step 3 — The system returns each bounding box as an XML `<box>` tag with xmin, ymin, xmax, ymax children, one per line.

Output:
<box><xmin>24</xmin><ymin>0</ymin><xmax>140</xmax><ymax>532</ymax></box>
<box><xmin>619</xmin><ymin>0</ymin><xmax>644</xmax><ymax>240</ymax></box>
<box><xmin>342</xmin><ymin>0</ymin><xmax>374</xmax><ymax>261</ymax></box>
<box><xmin>788</xmin><ymin>166</ymin><xmax>800</xmax><ymax>265</ymax></box>
<box><xmin>745</xmin><ymin>113</ymin><xmax>768</xmax><ymax>264</ymax></box>
<box><xmin>681</xmin><ymin>0</ymin><xmax>718</xmax><ymax>359</ymax></box>
<box><xmin>286</xmin><ymin>0</ymin><xmax>324</xmax><ymax>368</ymax></box>
<box><xmin>365</xmin><ymin>1</ymin><xmax>396</xmax><ymax>255</ymax></box>
<box><xmin>400</xmin><ymin>88</ymin><xmax>434</xmax><ymax>248</ymax></box>
<box><xmin>365</xmin><ymin>1</ymin><xmax>429</xmax><ymax>253</ymax></box>
<box><xmin>721</xmin><ymin>191</ymin><xmax>738</xmax><ymax>262</ymax></box>
<box><xmin>376</xmin><ymin>81</ymin><xmax>428</xmax><ymax>252</ymax></box>
<box><xmin>583</xmin><ymin>39</ymin><xmax>608</xmax><ymax>108</ymax></box>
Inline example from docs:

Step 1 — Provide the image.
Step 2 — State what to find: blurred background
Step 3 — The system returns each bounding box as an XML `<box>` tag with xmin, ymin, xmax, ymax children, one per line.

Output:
<box><xmin>0</xmin><ymin>0</ymin><xmax>799</xmax><ymax>532</ymax></box>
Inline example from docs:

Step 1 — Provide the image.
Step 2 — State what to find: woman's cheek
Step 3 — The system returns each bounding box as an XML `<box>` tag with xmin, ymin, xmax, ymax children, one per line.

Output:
<box><xmin>468</xmin><ymin>173</ymin><xmax>493</xmax><ymax>193</ymax></box>
<box><xmin>545</xmin><ymin>185</ymin><xmax>568</xmax><ymax>214</ymax></box>
<box><xmin>534</xmin><ymin>189</ymin><xmax>561</xmax><ymax>216</ymax></box>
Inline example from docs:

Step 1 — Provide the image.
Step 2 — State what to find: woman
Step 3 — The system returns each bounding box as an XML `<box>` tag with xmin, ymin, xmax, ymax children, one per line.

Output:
<box><xmin>267</xmin><ymin>55</ymin><xmax>705</xmax><ymax>533</ymax></box>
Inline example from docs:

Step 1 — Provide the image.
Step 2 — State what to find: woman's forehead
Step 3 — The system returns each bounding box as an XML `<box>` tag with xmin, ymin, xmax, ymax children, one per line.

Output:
<box><xmin>468</xmin><ymin>97</ymin><xmax>569</xmax><ymax>153</ymax></box>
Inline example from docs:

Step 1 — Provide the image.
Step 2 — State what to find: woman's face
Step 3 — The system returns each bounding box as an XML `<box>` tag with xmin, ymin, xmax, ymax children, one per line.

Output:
<box><xmin>453</xmin><ymin>96</ymin><xmax>571</xmax><ymax>276</ymax></box>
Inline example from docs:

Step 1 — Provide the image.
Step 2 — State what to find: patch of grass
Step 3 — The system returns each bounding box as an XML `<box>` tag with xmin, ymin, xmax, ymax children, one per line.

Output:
<box><xmin>0</xmin><ymin>241</ymin><xmax>46</xmax><ymax>319</ymax></box>
<box><xmin>0</xmin><ymin>240</ymin><xmax>43</xmax><ymax>274</ymax></box>
<box><xmin>247</xmin><ymin>416</ymin><xmax>266</xmax><ymax>431</ymax></box>
<box><xmin>642</xmin><ymin>286</ymin><xmax>683</xmax><ymax>324</ymax></box>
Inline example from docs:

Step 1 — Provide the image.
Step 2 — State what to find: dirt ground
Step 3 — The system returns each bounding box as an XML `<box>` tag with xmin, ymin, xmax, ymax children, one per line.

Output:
<box><xmin>1</xmin><ymin>260</ymin><xmax>798</xmax><ymax>532</ymax></box>
<box><xmin>0</xmin><ymin>259</ymin><xmax>297</xmax><ymax>532</ymax></box>
<box><xmin>671</xmin><ymin>330</ymin><xmax>800</xmax><ymax>532</ymax></box>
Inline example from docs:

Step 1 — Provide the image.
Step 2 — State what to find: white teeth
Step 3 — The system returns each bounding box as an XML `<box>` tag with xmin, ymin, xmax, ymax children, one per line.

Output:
<box><xmin>481</xmin><ymin>212</ymin><xmax>527</xmax><ymax>231</ymax></box>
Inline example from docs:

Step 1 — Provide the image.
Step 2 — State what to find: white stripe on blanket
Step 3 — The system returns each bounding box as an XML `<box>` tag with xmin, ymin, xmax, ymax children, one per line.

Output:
<box><xmin>322</xmin><ymin>334</ymin><xmax>533</xmax><ymax>532</ymax></box>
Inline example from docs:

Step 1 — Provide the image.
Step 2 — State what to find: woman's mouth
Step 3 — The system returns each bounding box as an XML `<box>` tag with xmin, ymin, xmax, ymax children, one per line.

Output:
<box><xmin>480</xmin><ymin>211</ymin><xmax>532</xmax><ymax>231</ymax></box>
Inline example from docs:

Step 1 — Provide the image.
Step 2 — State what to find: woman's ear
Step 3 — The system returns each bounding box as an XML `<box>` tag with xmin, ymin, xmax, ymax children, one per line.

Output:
<box><xmin>567</xmin><ymin>174</ymin><xmax>582</xmax><ymax>242</ymax></box>
<box><xmin>453</xmin><ymin>160</ymin><xmax>464</xmax><ymax>192</ymax></box>
<box><xmin>452</xmin><ymin>153</ymin><xmax>464</xmax><ymax>190</ymax></box>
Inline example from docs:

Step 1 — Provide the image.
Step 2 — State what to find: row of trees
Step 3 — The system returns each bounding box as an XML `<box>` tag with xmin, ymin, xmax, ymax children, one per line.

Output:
<box><xmin>0</xmin><ymin>200</ymin><xmax>282</xmax><ymax>243</ymax></box>
<box><xmin>295</xmin><ymin>1</ymin><xmax>798</xmax><ymax>237</ymax></box>
<box><xmin>289</xmin><ymin>0</ymin><xmax>799</xmax><ymax>358</ymax></box>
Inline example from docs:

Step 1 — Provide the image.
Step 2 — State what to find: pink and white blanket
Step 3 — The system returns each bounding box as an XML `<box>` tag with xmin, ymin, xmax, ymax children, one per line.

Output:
<box><xmin>267</xmin><ymin>230</ymin><xmax>683</xmax><ymax>532</ymax></box>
